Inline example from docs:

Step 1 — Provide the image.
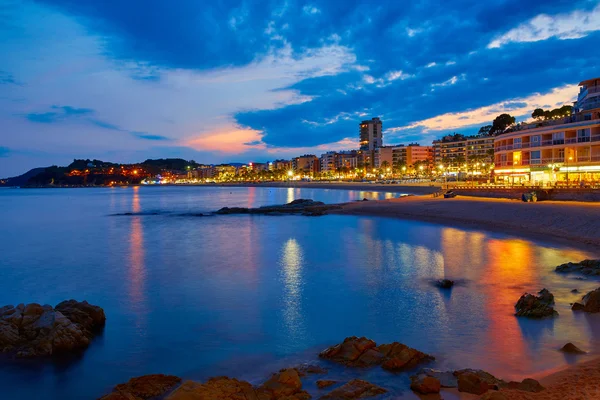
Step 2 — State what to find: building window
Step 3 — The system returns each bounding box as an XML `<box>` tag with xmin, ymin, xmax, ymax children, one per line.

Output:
<box><xmin>578</xmin><ymin>128</ymin><xmax>591</xmax><ymax>143</ymax></box>
<box><xmin>530</xmin><ymin>150</ymin><xmax>541</xmax><ymax>164</ymax></box>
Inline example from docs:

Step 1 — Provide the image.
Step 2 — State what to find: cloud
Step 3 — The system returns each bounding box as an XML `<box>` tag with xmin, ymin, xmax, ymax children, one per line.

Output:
<box><xmin>431</xmin><ymin>74</ymin><xmax>465</xmax><ymax>89</ymax></box>
<box><xmin>25</xmin><ymin>105</ymin><xmax>93</xmax><ymax>123</ymax></box>
<box><xmin>388</xmin><ymin>84</ymin><xmax>577</xmax><ymax>133</ymax></box>
<box><xmin>488</xmin><ymin>4</ymin><xmax>600</xmax><ymax>48</ymax></box>
<box><xmin>302</xmin><ymin>5</ymin><xmax>321</xmax><ymax>15</ymax></box>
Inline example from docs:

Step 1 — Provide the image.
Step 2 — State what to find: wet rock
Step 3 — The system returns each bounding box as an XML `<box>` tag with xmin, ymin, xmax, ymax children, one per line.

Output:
<box><xmin>216</xmin><ymin>199</ymin><xmax>332</xmax><ymax>216</ymax></box>
<box><xmin>410</xmin><ymin>374</ymin><xmax>441</xmax><ymax>394</ymax></box>
<box><xmin>165</xmin><ymin>378</ymin><xmax>259</xmax><ymax>400</ymax></box>
<box><xmin>418</xmin><ymin>368</ymin><xmax>457</xmax><ymax>387</ymax></box>
<box><xmin>456</xmin><ymin>371</ymin><xmax>495</xmax><ymax>395</ymax></box>
<box><xmin>316</xmin><ymin>380</ymin><xmax>337</xmax><ymax>389</ymax></box>
<box><xmin>436</xmin><ymin>279</ymin><xmax>454</xmax><ymax>289</ymax></box>
<box><xmin>294</xmin><ymin>364</ymin><xmax>327</xmax><ymax>376</ymax></box>
<box><xmin>318</xmin><ymin>337</ymin><xmax>433</xmax><ymax>371</ymax></box>
<box><xmin>0</xmin><ymin>300</ymin><xmax>105</xmax><ymax>357</ymax></box>
<box><xmin>99</xmin><ymin>374</ymin><xmax>181</xmax><ymax>400</ymax></box>
<box><xmin>215</xmin><ymin>206</ymin><xmax>251</xmax><ymax>215</ymax></box>
<box><xmin>321</xmin><ymin>379</ymin><xmax>386</xmax><ymax>399</ymax></box>
<box><xmin>318</xmin><ymin>336</ymin><xmax>381</xmax><ymax>367</ymax></box>
<box><xmin>378</xmin><ymin>342</ymin><xmax>434</xmax><ymax>371</ymax></box>
<box><xmin>560</xmin><ymin>342</ymin><xmax>586</xmax><ymax>354</ymax></box>
<box><xmin>572</xmin><ymin>287</ymin><xmax>600</xmax><ymax>313</ymax></box>
<box><xmin>571</xmin><ymin>289</ymin><xmax>579</xmax><ymax>293</ymax></box>
<box><xmin>257</xmin><ymin>368</ymin><xmax>310</xmax><ymax>399</ymax></box>
<box><xmin>555</xmin><ymin>259</ymin><xmax>600</xmax><ymax>275</ymax></box>
<box><xmin>301</xmin><ymin>210</ymin><xmax>326</xmax><ymax>217</ymax></box>
<box><xmin>514</xmin><ymin>289</ymin><xmax>558</xmax><ymax>318</ymax></box>
<box><xmin>502</xmin><ymin>378</ymin><xmax>544</xmax><ymax>393</ymax></box>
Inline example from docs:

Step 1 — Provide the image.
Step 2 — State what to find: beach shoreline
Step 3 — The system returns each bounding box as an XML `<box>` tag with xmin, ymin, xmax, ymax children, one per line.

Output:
<box><xmin>331</xmin><ymin>195</ymin><xmax>600</xmax><ymax>253</ymax></box>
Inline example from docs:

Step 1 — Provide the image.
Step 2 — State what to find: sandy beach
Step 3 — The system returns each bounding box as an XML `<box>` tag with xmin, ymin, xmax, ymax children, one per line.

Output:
<box><xmin>333</xmin><ymin>195</ymin><xmax>600</xmax><ymax>251</ymax></box>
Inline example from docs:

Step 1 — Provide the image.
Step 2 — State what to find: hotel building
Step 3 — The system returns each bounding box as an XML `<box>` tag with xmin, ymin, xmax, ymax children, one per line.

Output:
<box><xmin>433</xmin><ymin>136</ymin><xmax>494</xmax><ymax>171</ymax></box>
<box><xmin>494</xmin><ymin>77</ymin><xmax>600</xmax><ymax>185</ymax></box>
<box><xmin>359</xmin><ymin>117</ymin><xmax>383</xmax><ymax>151</ymax></box>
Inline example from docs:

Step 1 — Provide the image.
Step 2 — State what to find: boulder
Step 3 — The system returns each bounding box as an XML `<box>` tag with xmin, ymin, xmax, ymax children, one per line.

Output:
<box><xmin>0</xmin><ymin>300</ymin><xmax>105</xmax><ymax>358</ymax></box>
<box><xmin>378</xmin><ymin>342</ymin><xmax>434</xmax><ymax>371</ymax></box>
<box><xmin>456</xmin><ymin>372</ymin><xmax>494</xmax><ymax>395</ymax></box>
<box><xmin>316</xmin><ymin>380</ymin><xmax>337</xmax><ymax>389</ymax></box>
<box><xmin>166</xmin><ymin>378</ymin><xmax>259</xmax><ymax>400</ymax></box>
<box><xmin>571</xmin><ymin>289</ymin><xmax>579</xmax><ymax>293</ymax></box>
<box><xmin>99</xmin><ymin>374</ymin><xmax>181</xmax><ymax>400</ymax></box>
<box><xmin>321</xmin><ymin>379</ymin><xmax>386</xmax><ymax>399</ymax></box>
<box><xmin>572</xmin><ymin>287</ymin><xmax>600</xmax><ymax>313</ymax></box>
<box><xmin>318</xmin><ymin>337</ymin><xmax>433</xmax><ymax>371</ymax></box>
<box><xmin>560</xmin><ymin>342</ymin><xmax>586</xmax><ymax>354</ymax></box>
<box><xmin>257</xmin><ymin>368</ymin><xmax>310</xmax><ymax>399</ymax></box>
<box><xmin>294</xmin><ymin>364</ymin><xmax>327</xmax><ymax>376</ymax></box>
<box><xmin>436</xmin><ymin>279</ymin><xmax>454</xmax><ymax>289</ymax></box>
<box><xmin>555</xmin><ymin>259</ymin><xmax>600</xmax><ymax>275</ymax></box>
<box><xmin>502</xmin><ymin>378</ymin><xmax>544</xmax><ymax>393</ymax></box>
<box><xmin>418</xmin><ymin>368</ymin><xmax>457</xmax><ymax>387</ymax></box>
<box><xmin>514</xmin><ymin>289</ymin><xmax>558</xmax><ymax>318</ymax></box>
<box><xmin>410</xmin><ymin>374</ymin><xmax>441</xmax><ymax>394</ymax></box>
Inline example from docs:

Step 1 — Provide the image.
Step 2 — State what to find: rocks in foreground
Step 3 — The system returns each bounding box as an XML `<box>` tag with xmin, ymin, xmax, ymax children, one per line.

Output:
<box><xmin>320</xmin><ymin>379</ymin><xmax>386</xmax><ymax>399</ymax></box>
<box><xmin>572</xmin><ymin>287</ymin><xmax>600</xmax><ymax>313</ymax></box>
<box><xmin>0</xmin><ymin>300</ymin><xmax>105</xmax><ymax>358</ymax></box>
<box><xmin>318</xmin><ymin>336</ymin><xmax>434</xmax><ymax>371</ymax></box>
<box><xmin>216</xmin><ymin>199</ymin><xmax>340</xmax><ymax>216</ymax></box>
<box><xmin>555</xmin><ymin>259</ymin><xmax>600</xmax><ymax>275</ymax></box>
<box><xmin>560</xmin><ymin>342</ymin><xmax>586</xmax><ymax>354</ymax></box>
<box><xmin>410</xmin><ymin>373</ymin><xmax>441</xmax><ymax>394</ymax></box>
<box><xmin>100</xmin><ymin>374</ymin><xmax>181</xmax><ymax>400</ymax></box>
<box><xmin>514</xmin><ymin>288</ymin><xmax>558</xmax><ymax>318</ymax></box>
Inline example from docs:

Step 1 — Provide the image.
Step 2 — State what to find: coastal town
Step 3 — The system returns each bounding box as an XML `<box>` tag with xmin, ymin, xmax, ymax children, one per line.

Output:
<box><xmin>3</xmin><ymin>77</ymin><xmax>599</xmax><ymax>189</ymax></box>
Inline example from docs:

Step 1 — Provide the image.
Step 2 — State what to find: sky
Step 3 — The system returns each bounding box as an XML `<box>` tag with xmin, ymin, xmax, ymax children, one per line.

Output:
<box><xmin>1</xmin><ymin>0</ymin><xmax>600</xmax><ymax>176</ymax></box>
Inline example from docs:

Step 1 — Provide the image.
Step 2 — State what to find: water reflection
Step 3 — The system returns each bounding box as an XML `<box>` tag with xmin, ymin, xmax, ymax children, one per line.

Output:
<box><xmin>280</xmin><ymin>238</ymin><xmax>305</xmax><ymax>342</ymax></box>
<box><xmin>129</xmin><ymin>187</ymin><xmax>147</xmax><ymax>331</ymax></box>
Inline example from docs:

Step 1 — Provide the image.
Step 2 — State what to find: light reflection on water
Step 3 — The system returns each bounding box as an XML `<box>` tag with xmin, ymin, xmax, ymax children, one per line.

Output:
<box><xmin>0</xmin><ymin>186</ymin><xmax>598</xmax><ymax>400</ymax></box>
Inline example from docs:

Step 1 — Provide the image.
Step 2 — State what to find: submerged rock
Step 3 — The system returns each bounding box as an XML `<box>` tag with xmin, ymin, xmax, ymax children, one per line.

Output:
<box><xmin>318</xmin><ymin>336</ymin><xmax>433</xmax><ymax>371</ymax></box>
<box><xmin>572</xmin><ymin>287</ymin><xmax>600</xmax><ymax>313</ymax></box>
<box><xmin>316</xmin><ymin>380</ymin><xmax>337</xmax><ymax>389</ymax></box>
<box><xmin>418</xmin><ymin>368</ymin><xmax>457</xmax><ymax>388</ymax></box>
<box><xmin>410</xmin><ymin>374</ymin><xmax>441</xmax><ymax>394</ymax></box>
<box><xmin>560</xmin><ymin>342</ymin><xmax>586</xmax><ymax>354</ymax></box>
<box><xmin>0</xmin><ymin>300</ymin><xmax>105</xmax><ymax>358</ymax></box>
<box><xmin>216</xmin><ymin>199</ymin><xmax>335</xmax><ymax>216</ymax></box>
<box><xmin>257</xmin><ymin>368</ymin><xmax>310</xmax><ymax>399</ymax></box>
<box><xmin>555</xmin><ymin>259</ymin><xmax>600</xmax><ymax>275</ymax></box>
<box><xmin>435</xmin><ymin>279</ymin><xmax>454</xmax><ymax>289</ymax></box>
<box><xmin>321</xmin><ymin>379</ymin><xmax>386</xmax><ymax>399</ymax></box>
<box><xmin>99</xmin><ymin>374</ymin><xmax>181</xmax><ymax>400</ymax></box>
<box><xmin>165</xmin><ymin>378</ymin><xmax>257</xmax><ymax>400</ymax></box>
<box><xmin>514</xmin><ymin>289</ymin><xmax>558</xmax><ymax>318</ymax></box>
<box><xmin>294</xmin><ymin>364</ymin><xmax>327</xmax><ymax>376</ymax></box>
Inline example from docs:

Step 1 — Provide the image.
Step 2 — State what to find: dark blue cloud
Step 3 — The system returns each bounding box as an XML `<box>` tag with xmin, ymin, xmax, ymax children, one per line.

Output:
<box><xmin>0</xmin><ymin>71</ymin><xmax>18</xmax><ymax>85</ymax></box>
<box><xmin>131</xmin><ymin>132</ymin><xmax>171</xmax><ymax>141</ymax></box>
<box><xmin>25</xmin><ymin>105</ymin><xmax>94</xmax><ymax>123</ymax></box>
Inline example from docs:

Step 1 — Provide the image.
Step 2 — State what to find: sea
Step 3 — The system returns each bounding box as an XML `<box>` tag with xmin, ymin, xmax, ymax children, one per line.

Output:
<box><xmin>0</xmin><ymin>186</ymin><xmax>598</xmax><ymax>399</ymax></box>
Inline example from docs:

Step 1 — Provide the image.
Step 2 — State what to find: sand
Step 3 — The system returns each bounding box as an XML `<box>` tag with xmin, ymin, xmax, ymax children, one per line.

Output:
<box><xmin>333</xmin><ymin>195</ymin><xmax>600</xmax><ymax>251</ymax></box>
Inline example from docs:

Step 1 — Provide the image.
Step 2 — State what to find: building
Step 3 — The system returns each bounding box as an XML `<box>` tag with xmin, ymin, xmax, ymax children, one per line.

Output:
<box><xmin>271</xmin><ymin>159</ymin><xmax>292</xmax><ymax>171</ymax></box>
<box><xmin>374</xmin><ymin>146</ymin><xmax>394</xmax><ymax>169</ymax></box>
<box><xmin>392</xmin><ymin>145</ymin><xmax>407</xmax><ymax>167</ymax></box>
<box><xmin>433</xmin><ymin>135</ymin><xmax>494</xmax><ymax>170</ymax></box>
<box><xmin>494</xmin><ymin>78</ymin><xmax>600</xmax><ymax>185</ymax></box>
<box><xmin>406</xmin><ymin>143</ymin><xmax>433</xmax><ymax>167</ymax></box>
<box><xmin>320</xmin><ymin>152</ymin><xmax>337</xmax><ymax>172</ymax></box>
<box><xmin>293</xmin><ymin>155</ymin><xmax>320</xmax><ymax>175</ymax></box>
<box><xmin>359</xmin><ymin>117</ymin><xmax>383</xmax><ymax>151</ymax></box>
<box><xmin>336</xmin><ymin>151</ymin><xmax>359</xmax><ymax>170</ymax></box>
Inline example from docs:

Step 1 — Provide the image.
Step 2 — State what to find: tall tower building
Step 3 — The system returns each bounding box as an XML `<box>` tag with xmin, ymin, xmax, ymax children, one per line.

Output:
<box><xmin>359</xmin><ymin>117</ymin><xmax>383</xmax><ymax>151</ymax></box>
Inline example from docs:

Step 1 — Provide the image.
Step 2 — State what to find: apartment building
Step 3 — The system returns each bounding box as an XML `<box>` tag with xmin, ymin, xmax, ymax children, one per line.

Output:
<box><xmin>433</xmin><ymin>135</ymin><xmax>494</xmax><ymax>170</ymax></box>
<box><xmin>359</xmin><ymin>117</ymin><xmax>383</xmax><ymax>151</ymax></box>
<box><xmin>493</xmin><ymin>77</ymin><xmax>600</xmax><ymax>185</ymax></box>
<box><xmin>374</xmin><ymin>146</ymin><xmax>394</xmax><ymax>169</ymax></box>
<box><xmin>293</xmin><ymin>155</ymin><xmax>320</xmax><ymax>175</ymax></box>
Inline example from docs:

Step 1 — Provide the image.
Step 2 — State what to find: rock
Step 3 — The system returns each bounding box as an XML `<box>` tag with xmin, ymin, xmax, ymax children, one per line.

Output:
<box><xmin>318</xmin><ymin>336</ymin><xmax>380</xmax><ymax>367</ymax></box>
<box><xmin>571</xmin><ymin>289</ymin><xmax>579</xmax><ymax>293</ymax></box>
<box><xmin>294</xmin><ymin>364</ymin><xmax>327</xmax><ymax>376</ymax></box>
<box><xmin>318</xmin><ymin>337</ymin><xmax>433</xmax><ymax>370</ymax></box>
<box><xmin>572</xmin><ymin>287</ymin><xmax>600</xmax><ymax>313</ymax></box>
<box><xmin>418</xmin><ymin>368</ymin><xmax>457</xmax><ymax>387</ymax></box>
<box><xmin>436</xmin><ymin>279</ymin><xmax>454</xmax><ymax>289</ymax></box>
<box><xmin>216</xmin><ymin>199</ymin><xmax>333</xmax><ymax>216</ymax></box>
<box><xmin>502</xmin><ymin>378</ymin><xmax>544</xmax><ymax>393</ymax></box>
<box><xmin>514</xmin><ymin>289</ymin><xmax>558</xmax><ymax>318</ymax></box>
<box><xmin>166</xmin><ymin>378</ymin><xmax>259</xmax><ymax>400</ymax></box>
<box><xmin>560</xmin><ymin>342</ymin><xmax>586</xmax><ymax>354</ymax></box>
<box><xmin>316</xmin><ymin>380</ymin><xmax>337</xmax><ymax>389</ymax></box>
<box><xmin>410</xmin><ymin>374</ymin><xmax>441</xmax><ymax>394</ymax></box>
<box><xmin>378</xmin><ymin>342</ymin><xmax>434</xmax><ymax>371</ymax></box>
<box><xmin>321</xmin><ymin>379</ymin><xmax>386</xmax><ymax>399</ymax></box>
<box><xmin>456</xmin><ymin>372</ymin><xmax>494</xmax><ymax>395</ymax></box>
<box><xmin>555</xmin><ymin>259</ymin><xmax>600</xmax><ymax>275</ymax></box>
<box><xmin>99</xmin><ymin>374</ymin><xmax>182</xmax><ymax>400</ymax></box>
<box><xmin>0</xmin><ymin>300</ymin><xmax>105</xmax><ymax>358</ymax></box>
<box><xmin>257</xmin><ymin>368</ymin><xmax>310</xmax><ymax>399</ymax></box>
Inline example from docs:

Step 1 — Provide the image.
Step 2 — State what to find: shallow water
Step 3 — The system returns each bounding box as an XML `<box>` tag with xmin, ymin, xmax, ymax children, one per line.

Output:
<box><xmin>0</xmin><ymin>186</ymin><xmax>598</xmax><ymax>399</ymax></box>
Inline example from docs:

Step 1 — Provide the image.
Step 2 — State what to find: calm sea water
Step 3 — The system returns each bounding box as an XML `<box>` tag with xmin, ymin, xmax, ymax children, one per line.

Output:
<box><xmin>0</xmin><ymin>186</ymin><xmax>599</xmax><ymax>400</ymax></box>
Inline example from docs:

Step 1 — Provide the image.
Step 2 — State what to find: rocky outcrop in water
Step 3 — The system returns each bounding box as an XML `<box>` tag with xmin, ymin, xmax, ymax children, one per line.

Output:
<box><xmin>514</xmin><ymin>289</ymin><xmax>558</xmax><ymax>318</ymax></box>
<box><xmin>571</xmin><ymin>287</ymin><xmax>600</xmax><ymax>313</ymax></box>
<box><xmin>560</xmin><ymin>342</ymin><xmax>586</xmax><ymax>354</ymax></box>
<box><xmin>215</xmin><ymin>199</ymin><xmax>340</xmax><ymax>216</ymax></box>
<box><xmin>555</xmin><ymin>259</ymin><xmax>600</xmax><ymax>275</ymax></box>
<box><xmin>435</xmin><ymin>279</ymin><xmax>454</xmax><ymax>289</ymax></box>
<box><xmin>316</xmin><ymin>380</ymin><xmax>337</xmax><ymax>389</ymax></box>
<box><xmin>410</xmin><ymin>373</ymin><xmax>441</xmax><ymax>394</ymax></box>
<box><xmin>100</xmin><ymin>375</ymin><xmax>181</xmax><ymax>400</ymax></box>
<box><xmin>318</xmin><ymin>336</ymin><xmax>434</xmax><ymax>371</ymax></box>
<box><xmin>0</xmin><ymin>300</ymin><xmax>105</xmax><ymax>358</ymax></box>
<box><xmin>320</xmin><ymin>379</ymin><xmax>386</xmax><ymax>399</ymax></box>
